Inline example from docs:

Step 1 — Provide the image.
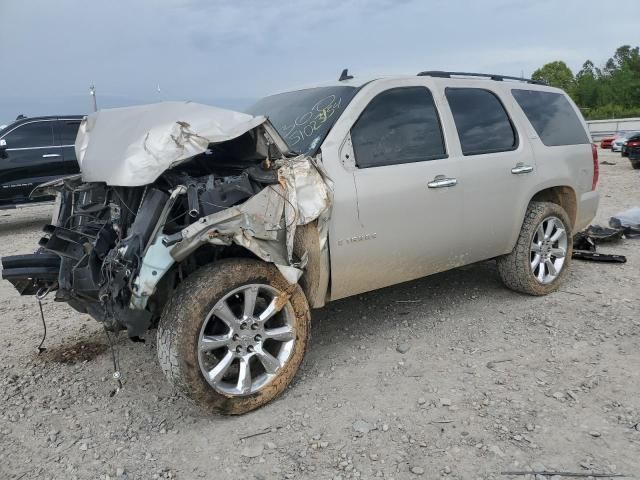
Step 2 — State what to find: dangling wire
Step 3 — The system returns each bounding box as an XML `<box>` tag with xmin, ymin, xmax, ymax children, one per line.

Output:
<box><xmin>103</xmin><ymin>324</ymin><xmax>122</xmax><ymax>396</ymax></box>
<box><xmin>36</xmin><ymin>299</ymin><xmax>47</xmax><ymax>354</ymax></box>
<box><xmin>35</xmin><ymin>286</ymin><xmax>54</xmax><ymax>354</ymax></box>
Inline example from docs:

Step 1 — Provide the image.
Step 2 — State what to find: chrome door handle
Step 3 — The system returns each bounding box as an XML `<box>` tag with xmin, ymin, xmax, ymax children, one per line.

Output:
<box><xmin>511</xmin><ymin>163</ymin><xmax>533</xmax><ymax>174</ymax></box>
<box><xmin>42</xmin><ymin>153</ymin><xmax>62</xmax><ymax>158</ymax></box>
<box><xmin>427</xmin><ymin>176</ymin><xmax>458</xmax><ymax>188</ymax></box>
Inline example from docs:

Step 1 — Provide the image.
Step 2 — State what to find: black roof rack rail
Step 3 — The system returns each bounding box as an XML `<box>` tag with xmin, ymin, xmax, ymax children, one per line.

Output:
<box><xmin>417</xmin><ymin>70</ymin><xmax>547</xmax><ymax>85</ymax></box>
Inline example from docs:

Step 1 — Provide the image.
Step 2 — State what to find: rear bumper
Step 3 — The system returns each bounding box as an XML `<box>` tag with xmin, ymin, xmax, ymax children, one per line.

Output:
<box><xmin>1</xmin><ymin>253</ymin><xmax>60</xmax><ymax>295</ymax></box>
<box><xmin>575</xmin><ymin>190</ymin><xmax>600</xmax><ymax>233</ymax></box>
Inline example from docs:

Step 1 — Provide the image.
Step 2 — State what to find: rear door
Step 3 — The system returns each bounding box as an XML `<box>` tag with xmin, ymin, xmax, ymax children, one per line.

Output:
<box><xmin>53</xmin><ymin>118</ymin><xmax>82</xmax><ymax>173</ymax></box>
<box><xmin>443</xmin><ymin>86</ymin><xmax>538</xmax><ymax>262</ymax></box>
<box><xmin>0</xmin><ymin>120</ymin><xmax>60</xmax><ymax>204</ymax></box>
<box><xmin>321</xmin><ymin>80</ymin><xmax>464</xmax><ymax>300</ymax></box>
<box><xmin>510</xmin><ymin>88</ymin><xmax>595</xmax><ymax>231</ymax></box>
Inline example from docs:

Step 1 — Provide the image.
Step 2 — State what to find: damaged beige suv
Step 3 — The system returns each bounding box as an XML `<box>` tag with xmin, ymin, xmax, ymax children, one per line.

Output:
<box><xmin>1</xmin><ymin>71</ymin><xmax>599</xmax><ymax>414</ymax></box>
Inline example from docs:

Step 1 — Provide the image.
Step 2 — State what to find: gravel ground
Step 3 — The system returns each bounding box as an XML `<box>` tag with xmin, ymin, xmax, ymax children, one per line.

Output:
<box><xmin>1</xmin><ymin>149</ymin><xmax>639</xmax><ymax>480</ymax></box>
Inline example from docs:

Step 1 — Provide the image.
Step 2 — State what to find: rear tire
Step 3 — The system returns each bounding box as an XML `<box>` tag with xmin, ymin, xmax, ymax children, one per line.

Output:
<box><xmin>157</xmin><ymin>258</ymin><xmax>311</xmax><ymax>415</ymax></box>
<box><xmin>497</xmin><ymin>201</ymin><xmax>573</xmax><ymax>296</ymax></box>
<box><xmin>630</xmin><ymin>159</ymin><xmax>640</xmax><ymax>170</ymax></box>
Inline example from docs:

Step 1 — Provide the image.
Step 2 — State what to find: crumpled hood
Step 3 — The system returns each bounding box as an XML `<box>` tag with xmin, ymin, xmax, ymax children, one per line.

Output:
<box><xmin>75</xmin><ymin>101</ymin><xmax>267</xmax><ymax>186</ymax></box>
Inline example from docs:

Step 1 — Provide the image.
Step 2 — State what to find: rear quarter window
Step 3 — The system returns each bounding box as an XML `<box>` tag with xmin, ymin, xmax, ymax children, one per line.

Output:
<box><xmin>512</xmin><ymin>89</ymin><xmax>589</xmax><ymax>146</ymax></box>
<box><xmin>445</xmin><ymin>88</ymin><xmax>517</xmax><ymax>156</ymax></box>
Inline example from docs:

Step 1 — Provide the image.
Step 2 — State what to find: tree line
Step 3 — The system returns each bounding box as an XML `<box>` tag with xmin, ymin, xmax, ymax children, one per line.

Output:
<box><xmin>531</xmin><ymin>45</ymin><xmax>640</xmax><ymax>120</ymax></box>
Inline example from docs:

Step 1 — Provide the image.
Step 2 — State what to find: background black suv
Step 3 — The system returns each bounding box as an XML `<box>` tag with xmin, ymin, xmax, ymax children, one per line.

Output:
<box><xmin>0</xmin><ymin>116</ymin><xmax>82</xmax><ymax>208</ymax></box>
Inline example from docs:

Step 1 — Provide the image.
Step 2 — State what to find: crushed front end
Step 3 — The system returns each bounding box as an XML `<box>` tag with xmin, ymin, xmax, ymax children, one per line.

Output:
<box><xmin>1</xmin><ymin>102</ymin><xmax>331</xmax><ymax>339</ymax></box>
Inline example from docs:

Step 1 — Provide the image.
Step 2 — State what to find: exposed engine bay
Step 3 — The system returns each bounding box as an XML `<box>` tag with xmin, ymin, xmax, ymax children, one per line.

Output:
<box><xmin>1</xmin><ymin>102</ymin><xmax>331</xmax><ymax>338</ymax></box>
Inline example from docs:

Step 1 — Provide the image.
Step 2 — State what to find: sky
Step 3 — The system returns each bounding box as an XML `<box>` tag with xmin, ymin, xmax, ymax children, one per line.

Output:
<box><xmin>0</xmin><ymin>0</ymin><xmax>637</xmax><ymax>124</ymax></box>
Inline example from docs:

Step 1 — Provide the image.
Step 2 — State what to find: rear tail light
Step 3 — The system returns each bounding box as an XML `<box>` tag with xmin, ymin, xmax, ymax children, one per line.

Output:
<box><xmin>591</xmin><ymin>143</ymin><xmax>599</xmax><ymax>190</ymax></box>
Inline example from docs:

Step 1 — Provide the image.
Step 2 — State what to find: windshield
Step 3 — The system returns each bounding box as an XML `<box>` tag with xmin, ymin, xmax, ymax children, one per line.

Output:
<box><xmin>247</xmin><ymin>86</ymin><xmax>357</xmax><ymax>155</ymax></box>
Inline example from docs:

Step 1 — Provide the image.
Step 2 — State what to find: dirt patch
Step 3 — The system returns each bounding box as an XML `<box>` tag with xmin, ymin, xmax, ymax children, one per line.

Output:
<box><xmin>38</xmin><ymin>340</ymin><xmax>109</xmax><ymax>364</ymax></box>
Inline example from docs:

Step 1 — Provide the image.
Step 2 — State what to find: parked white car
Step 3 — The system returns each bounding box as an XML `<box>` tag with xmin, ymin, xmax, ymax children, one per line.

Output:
<box><xmin>2</xmin><ymin>71</ymin><xmax>599</xmax><ymax>414</ymax></box>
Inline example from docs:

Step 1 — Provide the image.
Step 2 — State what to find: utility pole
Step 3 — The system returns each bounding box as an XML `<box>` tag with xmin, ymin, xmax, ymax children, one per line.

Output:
<box><xmin>89</xmin><ymin>84</ymin><xmax>98</xmax><ymax>112</ymax></box>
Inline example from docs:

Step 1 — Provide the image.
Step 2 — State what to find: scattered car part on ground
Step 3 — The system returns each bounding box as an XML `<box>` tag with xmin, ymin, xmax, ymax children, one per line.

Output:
<box><xmin>584</xmin><ymin>224</ymin><xmax>625</xmax><ymax>242</ymax></box>
<box><xmin>572</xmin><ymin>212</ymin><xmax>639</xmax><ymax>263</ymax></box>
<box><xmin>610</xmin><ymin>207</ymin><xmax>640</xmax><ymax>238</ymax></box>
<box><xmin>1</xmin><ymin>72</ymin><xmax>599</xmax><ymax>414</ymax></box>
<box><xmin>572</xmin><ymin>250</ymin><xmax>627</xmax><ymax>263</ymax></box>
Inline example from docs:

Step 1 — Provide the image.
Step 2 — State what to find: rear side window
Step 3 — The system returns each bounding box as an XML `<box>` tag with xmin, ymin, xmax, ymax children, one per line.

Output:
<box><xmin>446</xmin><ymin>88</ymin><xmax>517</xmax><ymax>156</ymax></box>
<box><xmin>3</xmin><ymin>121</ymin><xmax>54</xmax><ymax>148</ymax></box>
<box><xmin>351</xmin><ymin>87</ymin><xmax>446</xmax><ymax>168</ymax></box>
<box><xmin>512</xmin><ymin>89</ymin><xmax>589</xmax><ymax>146</ymax></box>
<box><xmin>54</xmin><ymin>120</ymin><xmax>81</xmax><ymax>146</ymax></box>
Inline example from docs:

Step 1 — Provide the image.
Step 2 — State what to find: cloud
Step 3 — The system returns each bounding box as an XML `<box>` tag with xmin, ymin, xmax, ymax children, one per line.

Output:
<box><xmin>0</xmin><ymin>0</ymin><xmax>637</xmax><ymax>122</ymax></box>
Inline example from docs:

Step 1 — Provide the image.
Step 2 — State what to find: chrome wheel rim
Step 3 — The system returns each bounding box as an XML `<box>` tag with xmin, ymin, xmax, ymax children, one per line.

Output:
<box><xmin>530</xmin><ymin>216</ymin><xmax>568</xmax><ymax>284</ymax></box>
<box><xmin>198</xmin><ymin>284</ymin><xmax>296</xmax><ymax>396</ymax></box>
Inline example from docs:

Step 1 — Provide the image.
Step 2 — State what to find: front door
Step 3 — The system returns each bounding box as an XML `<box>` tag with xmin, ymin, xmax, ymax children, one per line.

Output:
<box><xmin>322</xmin><ymin>82</ymin><xmax>464</xmax><ymax>300</ymax></box>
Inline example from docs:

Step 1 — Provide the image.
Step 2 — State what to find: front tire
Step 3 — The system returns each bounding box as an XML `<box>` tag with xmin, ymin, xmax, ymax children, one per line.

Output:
<box><xmin>157</xmin><ymin>258</ymin><xmax>311</xmax><ymax>415</ymax></box>
<box><xmin>497</xmin><ymin>201</ymin><xmax>573</xmax><ymax>296</ymax></box>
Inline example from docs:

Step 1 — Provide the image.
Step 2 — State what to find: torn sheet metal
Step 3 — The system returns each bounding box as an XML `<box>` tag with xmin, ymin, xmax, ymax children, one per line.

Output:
<box><xmin>129</xmin><ymin>155</ymin><xmax>332</xmax><ymax>309</ymax></box>
<box><xmin>170</xmin><ymin>154</ymin><xmax>331</xmax><ymax>274</ymax></box>
<box><xmin>76</xmin><ymin>101</ymin><xmax>267</xmax><ymax>186</ymax></box>
<box><xmin>277</xmin><ymin>155</ymin><xmax>332</xmax><ymax>265</ymax></box>
<box><xmin>170</xmin><ymin>184</ymin><xmax>287</xmax><ymax>262</ymax></box>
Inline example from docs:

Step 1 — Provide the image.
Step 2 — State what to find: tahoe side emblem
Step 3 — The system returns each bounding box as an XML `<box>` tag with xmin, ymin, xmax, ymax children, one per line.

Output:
<box><xmin>337</xmin><ymin>232</ymin><xmax>377</xmax><ymax>246</ymax></box>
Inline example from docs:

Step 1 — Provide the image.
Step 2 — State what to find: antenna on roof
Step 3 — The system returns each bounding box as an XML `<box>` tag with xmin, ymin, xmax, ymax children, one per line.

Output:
<box><xmin>339</xmin><ymin>68</ymin><xmax>354</xmax><ymax>81</ymax></box>
<box><xmin>89</xmin><ymin>83</ymin><xmax>98</xmax><ymax>112</ymax></box>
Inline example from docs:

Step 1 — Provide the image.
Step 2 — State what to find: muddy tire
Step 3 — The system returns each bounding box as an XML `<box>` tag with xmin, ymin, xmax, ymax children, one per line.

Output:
<box><xmin>630</xmin><ymin>159</ymin><xmax>640</xmax><ymax>170</ymax></box>
<box><xmin>497</xmin><ymin>201</ymin><xmax>573</xmax><ymax>296</ymax></box>
<box><xmin>157</xmin><ymin>258</ymin><xmax>310</xmax><ymax>415</ymax></box>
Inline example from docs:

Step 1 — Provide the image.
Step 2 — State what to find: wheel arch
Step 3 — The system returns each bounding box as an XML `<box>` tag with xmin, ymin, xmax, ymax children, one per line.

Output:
<box><xmin>530</xmin><ymin>185</ymin><xmax>577</xmax><ymax>230</ymax></box>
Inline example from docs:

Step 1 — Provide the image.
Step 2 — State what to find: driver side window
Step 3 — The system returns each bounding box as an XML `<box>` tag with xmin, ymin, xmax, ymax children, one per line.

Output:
<box><xmin>351</xmin><ymin>87</ymin><xmax>447</xmax><ymax>169</ymax></box>
<box><xmin>4</xmin><ymin>121</ymin><xmax>54</xmax><ymax>149</ymax></box>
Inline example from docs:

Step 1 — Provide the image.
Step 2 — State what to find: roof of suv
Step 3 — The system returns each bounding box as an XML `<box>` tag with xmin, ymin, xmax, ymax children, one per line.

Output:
<box><xmin>271</xmin><ymin>71</ymin><xmax>552</xmax><ymax>96</ymax></box>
